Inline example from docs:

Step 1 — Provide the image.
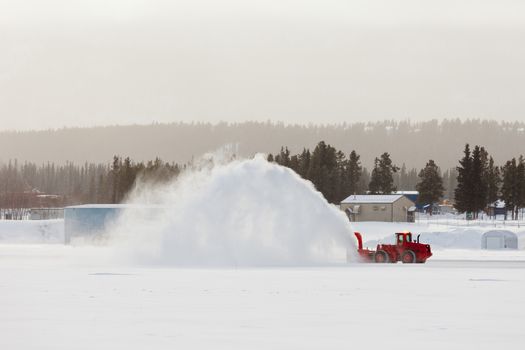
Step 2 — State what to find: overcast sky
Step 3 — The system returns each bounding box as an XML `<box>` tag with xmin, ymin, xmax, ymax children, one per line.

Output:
<box><xmin>1</xmin><ymin>0</ymin><xmax>524</xmax><ymax>130</ymax></box>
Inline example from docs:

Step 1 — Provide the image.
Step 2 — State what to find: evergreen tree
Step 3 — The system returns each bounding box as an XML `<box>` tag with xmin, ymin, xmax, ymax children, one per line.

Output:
<box><xmin>298</xmin><ymin>149</ymin><xmax>311</xmax><ymax>179</ymax></box>
<box><xmin>501</xmin><ymin>158</ymin><xmax>518</xmax><ymax>220</ymax></box>
<box><xmin>368</xmin><ymin>158</ymin><xmax>381</xmax><ymax>194</ymax></box>
<box><xmin>415</xmin><ymin>160</ymin><xmax>444</xmax><ymax>214</ymax></box>
<box><xmin>486</xmin><ymin>156</ymin><xmax>501</xmax><ymax>205</ymax></box>
<box><xmin>110</xmin><ymin>156</ymin><xmax>121</xmax><ymax>204</ymax></box>
<box><xmin>346</xmin><ymin>150</ymin><xmax>362</xmax><ymax>195</ymax></box>
<box><xmin>307</xmin><ymin>141</ymin><xmax>338</xmax><ymax>203</ymax></box>
<box><xmin>333</xmin><ymin>150</ymin><xmax>346</xmax><ymax>201</ymax></box>
<box><xmin>275</xmin><ymin>147</ymin><xmax>290</xmax><ymax>167</ymax></box>
<box><xmin>120</xmin><ymin>157</ymin><xmax>136</xmax><ymax>201</ymax></box>
<box><xmin>289</xmin><ymin>155</ymin><xmax>300</xmax><ymax>174</ymax></box>
<box><xmin>368</xmin><ymin>152</ymin><xmax>399</xmax><ymax>194</ymax></box>
<box><xmin>471</xmin><ymin>146</ymin><xmax>489</xmax><ymax>217</ymax></box>
<box><xmin>454</xmin><ymin>144</ymin><xmax>474</xmax><ymax>214</ymax></box>
<box><xmin>517</xmin><ymin>156</ymin><xmax>525</xmax><ymax>219</ymax></box>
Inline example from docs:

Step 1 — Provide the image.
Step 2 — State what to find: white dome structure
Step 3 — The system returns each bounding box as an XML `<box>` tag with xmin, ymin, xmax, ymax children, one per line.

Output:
<box><xmin>481</xmin><ymin>230</ymin><xmax>518</xmax><ymax>250</ymax></box>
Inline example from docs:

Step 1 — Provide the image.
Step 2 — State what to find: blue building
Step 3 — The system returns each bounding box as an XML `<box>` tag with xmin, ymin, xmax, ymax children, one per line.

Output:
<box><xmin>395</xmin><ymin>191</ymin><xmax>420</xmax><ymax>207</ymax></box>
<box><xmin>64</xmin><ymin>204</ymin><xmax>129</xmax><ymax>243</ymax></box>
<box><xmin>64</xmin><ymin>204</ymin><xmax>165</xmax><ymax>243</ymax></box>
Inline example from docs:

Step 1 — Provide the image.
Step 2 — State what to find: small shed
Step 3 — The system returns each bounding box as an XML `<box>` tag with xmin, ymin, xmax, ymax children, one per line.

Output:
<box><xmin>481</xmin><ymin>230</ymin><xmax>518</xmax><ymax>250</ymax></box>
<box><xmin>64</xmin><ymin>204</ymin><xmax>166</xmax><ymax>243</ymax></box>
<box><xmin>340</xmin><ymin>194</ymin><xmax>416</xmax><ymax>222</ymax></box>
<box><xmin>64</xmin><ymin>204</ymin><xmax>126</xmax><ymax>243</ymax></box>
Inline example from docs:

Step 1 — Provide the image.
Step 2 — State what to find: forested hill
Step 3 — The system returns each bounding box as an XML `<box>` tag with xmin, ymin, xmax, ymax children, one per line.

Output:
<box><xmin>0</xmin><ymin>119</ymin><xmax>523</xmax><ymax>169</ymax></box>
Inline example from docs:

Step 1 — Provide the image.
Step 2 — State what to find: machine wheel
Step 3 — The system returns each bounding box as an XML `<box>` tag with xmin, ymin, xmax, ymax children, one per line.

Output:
<box><xmin>374</xmin><ymin>250</ymin><xmax>389</xmax><ymax>263</ymax></box>
<box><xmin>401</xmin><ymin>250</ymin><xmax>416</xmax><ymax>264</ymax></box>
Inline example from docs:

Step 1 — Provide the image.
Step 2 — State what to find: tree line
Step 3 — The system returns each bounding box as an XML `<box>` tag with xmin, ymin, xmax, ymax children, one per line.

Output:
<box><xmin>454</xmin><ymin>144</ymin><xmax>525</xmax><ymax>219</ymax></box>
<box><xmin>267</xmin><ymin>141</ymin><xmax>452</xmax><ymax>206</ymax></box>
<box><xmin>269</xmin><ymin>141</ymin><xmax>525</xmax><ymax>218</ymax></box>
<box><xmin>1</xmin><ymin>140</ymin><xmax>522</xmax><ymax>219</ymax></box>
<box><xmin>0</xmin><ymin>143</ymin><xmax>450</xmax><ymax>210</ymax></box>
<box><xmin>0</xmin><ymin>157</ymin><xmax>182</xmax><ymax>208</ymax></box>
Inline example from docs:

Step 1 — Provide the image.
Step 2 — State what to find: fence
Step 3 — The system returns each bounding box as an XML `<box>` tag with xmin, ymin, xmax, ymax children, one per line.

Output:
<box><xmin>415</xmin><ymin>212</ymin><xmax>525</xmax><ymax>229</ymax></box>
<box><xmin>0</xmin><ymin>208</ymin><xmax>64</xmax><ymax>220</ymax></box>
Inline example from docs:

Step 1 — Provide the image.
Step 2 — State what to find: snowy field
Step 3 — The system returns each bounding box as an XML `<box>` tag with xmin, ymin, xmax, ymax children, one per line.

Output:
<box><xmin>1</xmin><ymin>243</ymin><xmax>525</xmax><ymax>349</ymax></box>
<box><xmin>1</xmin><ymin>157</ymin><xmax>525</xmax><ymax>349</ymax></box>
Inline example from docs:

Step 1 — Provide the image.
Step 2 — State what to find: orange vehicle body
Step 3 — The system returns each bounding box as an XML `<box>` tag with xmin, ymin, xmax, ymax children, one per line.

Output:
<box><xmin>354</xmin><ymin>231</ymin><xmax>432</xmax><ymax>263</ymax></box>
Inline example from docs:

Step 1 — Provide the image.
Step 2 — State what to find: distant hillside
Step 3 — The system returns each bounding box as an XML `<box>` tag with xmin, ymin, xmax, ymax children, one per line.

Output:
<box><xmin>0</xmin><ymin>119</ymin><xmax>524</xmax><ymax>169</ymax></box>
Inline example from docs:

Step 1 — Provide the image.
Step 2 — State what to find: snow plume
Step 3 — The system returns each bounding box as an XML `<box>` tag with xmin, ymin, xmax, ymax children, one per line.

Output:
<box><xmin>109</xmin><ymin>152</ymin><xmax>356</xmax><ymax>266</ymax></box>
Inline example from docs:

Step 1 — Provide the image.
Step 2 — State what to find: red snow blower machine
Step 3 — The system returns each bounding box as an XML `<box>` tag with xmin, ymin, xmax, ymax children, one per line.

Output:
<box><xmin>354</xmin><ymin>231</ymin><xmax>432</xmax><ymax>263</ymax></box>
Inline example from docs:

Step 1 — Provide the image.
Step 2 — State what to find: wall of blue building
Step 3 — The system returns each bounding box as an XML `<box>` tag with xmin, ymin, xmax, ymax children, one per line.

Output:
<box><xmin>64</xmin><ymin>205</ymin><xmax>125</xmax><ymax>244</ymax></box>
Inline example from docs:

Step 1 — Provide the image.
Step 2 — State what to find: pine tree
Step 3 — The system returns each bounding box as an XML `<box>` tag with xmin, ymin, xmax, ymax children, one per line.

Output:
<box><xmin>415</xmin><ymin>160</ymin><xmax>444</xmax><ymax>214</ymax></box>
<box><xmin>454</xmin><ymin>144</ymin><xmax>474</xmax><ymax>214</ymax></box>
<box><xmin>275</xmin><ymin>147</ymin><xmax>290</xmax><ymax>167</ymax></box>
<box><xmin>368</xmin><ymin>158</ymin><xmax>381</xmax><ymax>194</ymax></box>
<box><xmin>517</xmin><ymin>156</ymin><xmax>525</xmax><ymax>219</ymax></box>
<box><xmin>110</xmin><ymin>156</ymin><xmax>121</xmax><ymax>204</ymax></box>
<box><xmin>471</xmin><ymin>146</ymin><xmax>489</xmax><ymax>217</ymax></box>
<box><xmin>307</xmin><ymin>141</ymin><xmax>338</xmax><ymax>203</ymax></box>
<box><xmin>333</xmin><ymin>150</ymin><xmax>346</xmax><ymax>201</ymax></box>
<box><xmin>486</xmin><ymin>156</ymin><xmax>501</xmax><ymax>205</ymax></box>
<box><xmin>298</xmin><ymin>149</ymin><xmax>311</xmax><ymax>179</ymax></box>
<box><xmin>289</xmin><ymin>155</ymin><xmax>300</xmax><ymax>173</ymax></box>
<box><xmin>368</xmin><ymin>152</ymin><xmax>399</xmax><ymax>194</ymax></box>
<box><xmin>346</xmin><ymin>150</ymin><xmax>362</xmax><ymax>195</ymax></box>
<box><xmin>501</xmin><ymin>158</ymin><xmax>518</xmax><ymax>220</ymax></box>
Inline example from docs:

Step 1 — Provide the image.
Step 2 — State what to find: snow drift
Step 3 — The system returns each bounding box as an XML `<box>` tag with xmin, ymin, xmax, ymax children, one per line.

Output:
<box><xmin>109</xmin><ymin>154</ymin><xmax>356</xmax><ymax>266</ymax></box>
<box><xmin>0</xmin><ymin>220</ymin><xmax>64</xmax><ymax>244</ymax></box>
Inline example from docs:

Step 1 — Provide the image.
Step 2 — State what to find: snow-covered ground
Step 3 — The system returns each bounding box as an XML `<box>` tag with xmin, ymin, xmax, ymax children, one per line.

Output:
<box><xmin>2</xmin><ymin>203</ymin><xmax>525</xmax><ymax>348</ymax></box>
<box><xmin>353</xmin><ymin>221</ymin><xmax>525</xmax><ymax>250</ymax></box>
<box><xmin>0</xmin><ymin>219</ymin><xmax>64</xmax><ymax>243</ymax></box>
<box><xmin>0</xmin><ymin>244</ymin><xmax>524</xmax><ymax>350</ymax></box>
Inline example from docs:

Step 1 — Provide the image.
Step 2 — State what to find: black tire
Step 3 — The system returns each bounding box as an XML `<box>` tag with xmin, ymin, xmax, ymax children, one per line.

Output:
<box><xmin>374</xmin><ymin>250</ymin><xmax>389</xmax><ymax>263</ymax></box>
<box><xmin>401</xmin><ymin>250</ymin><xmax>416</xmax><ymax>264</ymax></box>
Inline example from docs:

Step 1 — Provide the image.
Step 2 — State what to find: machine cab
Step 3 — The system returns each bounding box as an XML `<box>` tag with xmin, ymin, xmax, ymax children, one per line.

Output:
<box><xmin>396</xmin><ymin>232</ymin><xmax>412</xmax><ymax>245</ymax></box>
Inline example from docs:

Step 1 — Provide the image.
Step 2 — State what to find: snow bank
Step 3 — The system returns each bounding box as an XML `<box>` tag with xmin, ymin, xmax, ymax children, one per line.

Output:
<box><xmin>109</xmin><ymin>154</ymin><xmax>355</xmax><ymax>266</ymax></box>
<box><xmin>353</xmin><ymin>221</ymin><xmax>525</xmax><ymax>250</ymax></box>
<box><xmin>0</xmin><ymin>220</ymin><xmax>64</xmax><ymax>244</ymax></box>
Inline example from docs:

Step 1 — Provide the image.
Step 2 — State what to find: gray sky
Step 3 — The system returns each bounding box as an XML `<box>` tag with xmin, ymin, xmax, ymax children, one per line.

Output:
<box><xmin>1</xmin><ymin>0</ymin><xmax>525</xmax><ymax>130</ymax></box>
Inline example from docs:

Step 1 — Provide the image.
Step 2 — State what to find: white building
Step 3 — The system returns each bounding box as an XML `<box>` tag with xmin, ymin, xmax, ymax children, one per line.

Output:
<box><xmin>340</xmin><ymin>194</ymin><xmax>416</xmax><ymax>222</ymax></box>
<box><xmin>482</xmin><ymin>230</ymin><xmax>518</xmax><ymax>250</ymax></box>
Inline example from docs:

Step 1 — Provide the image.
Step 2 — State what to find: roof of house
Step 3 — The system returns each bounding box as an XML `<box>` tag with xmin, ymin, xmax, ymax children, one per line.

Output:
<box><xmin>340</xmin><ymin>194</ymin><xmax>406</xmax><ymax>204</ymax></box>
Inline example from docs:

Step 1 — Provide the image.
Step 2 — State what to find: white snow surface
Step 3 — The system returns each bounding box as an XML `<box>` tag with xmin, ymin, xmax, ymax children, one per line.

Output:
<box><xmin>1</xmin><ymin>217</ymin><xmax>524</xmax><ymax>253</ymax></box>
<box><xmin>0</xmin><ymin>220</ymin><xmax>64</xmax><ymax>243</ymax></box>
<box><xmin>0</xmin><ymin>244</ymin><xmax>524</xmax><ymax>350</ymax></box>
<box><xmin>353</xmin><ymin>221</ymin><xmax>525</xmax><ymax>250</ymax></box>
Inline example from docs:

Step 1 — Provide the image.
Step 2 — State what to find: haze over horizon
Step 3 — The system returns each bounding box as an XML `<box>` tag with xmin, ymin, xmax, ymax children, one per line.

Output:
<box><xmin>1</xmin><ymin>0</ymin><xmax>525</xmax><ymax>131</ymax></box>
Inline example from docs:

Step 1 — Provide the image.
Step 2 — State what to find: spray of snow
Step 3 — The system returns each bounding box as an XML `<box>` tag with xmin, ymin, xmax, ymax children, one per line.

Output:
<box><xmin>109</xmin><ymin>153</ymin><xmax>356</xmax><ymax>266</ymax></box>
